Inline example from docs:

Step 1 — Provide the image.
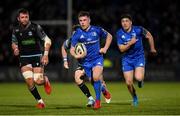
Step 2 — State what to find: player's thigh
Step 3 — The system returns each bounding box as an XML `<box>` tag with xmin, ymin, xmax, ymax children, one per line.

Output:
<box><xmin>134</xmin><ymin>67</ymin><xmax>145</xmax><ymax>81</ymax></box>
<box><xmin>134</xmin><ymin>55</ymin><xmax>145</xmax><ymax>80</ymax></box>
<box><xmin>123</xmin><ymin>70</ymin><xmax>134</xmax><ymax>85</ymax></box>
<box><xmin>92</xmin><ymin>65</ymin><xmax>103</xmax><ymax>81</ymax></box>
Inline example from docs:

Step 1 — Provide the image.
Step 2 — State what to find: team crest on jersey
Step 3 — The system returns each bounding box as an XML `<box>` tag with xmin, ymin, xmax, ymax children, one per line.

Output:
<box><xmin>132</xmin><ymin>33</ymin><xmax>136</xmax><ymax>37</ymax></box>
<box><xmin>28</xmin><ymin>31</ymin><xmax>33</xmax><ymax>36</ymax></box>
<box><xmin>15</xmin><ymin>29</ymin><xmax>19</xmax><ymax>32</ymax></box>
<box><xmin>91</xmin><ymin>32</ymin><xmax>97</xmax><ymax>36</ymax></box>
<box><xmin>131</xmin><ymin>30</ymin><xmax>136</xmax><ymax>37</ymax></box>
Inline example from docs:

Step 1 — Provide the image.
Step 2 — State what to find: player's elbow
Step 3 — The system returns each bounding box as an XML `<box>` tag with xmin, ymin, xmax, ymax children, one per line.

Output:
<box><xmin>120</xmin><ymin>48</ymin><xmax>125</xmax><ymax>52</ymax></box>
<box><xmin>44</xmin><ymin>36</ymin><xmax>52</xmax><ymax>47</ymax></box>
<box><xmin>107</xmin><ymin>33</ymin><xmax>112</xmax><ymax>41</ymax></box>
<box><xmin>119</xmin><ymin>46</ymin><xmax>126</xmax><ymax>52</ymax></box>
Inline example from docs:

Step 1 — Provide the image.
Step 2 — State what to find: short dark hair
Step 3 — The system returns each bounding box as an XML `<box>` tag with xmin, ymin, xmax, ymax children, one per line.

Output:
<box><xmin>120</xmin><ymin>13</ymin><xmax>132</xmax><ymax>21</ymax></box>
<box><xmin>78</xmin><ymin>11</ymin><xmax>90</xmax><ymax>18</ymax></box>
<box><xmin>17</xmin><ymin>8</ymin><xmax>29</xmax><ymax>17</ymax></box>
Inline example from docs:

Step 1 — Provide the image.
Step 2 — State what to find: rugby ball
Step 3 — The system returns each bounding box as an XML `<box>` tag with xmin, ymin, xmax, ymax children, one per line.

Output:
<box><xmin>75</xmin><ymin>43</ymin><xmax>87</xmax><ymax>57</ymax></box>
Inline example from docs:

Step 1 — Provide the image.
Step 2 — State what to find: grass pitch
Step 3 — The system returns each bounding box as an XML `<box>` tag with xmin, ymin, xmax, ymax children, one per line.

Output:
<box><xmin>0</xmin><ymin>82</ymin><xmax>180</xmax><ymax>115</ymax></box>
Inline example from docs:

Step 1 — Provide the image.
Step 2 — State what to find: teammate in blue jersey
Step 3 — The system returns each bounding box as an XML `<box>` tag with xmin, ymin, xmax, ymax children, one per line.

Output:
<box><xmin>116</xmin><ymin>14</ymin><xmax>157</xmax><ymax>106</ymax></box>
<box><xmin>61</xmin><ymin>25</ymin><xmax>95</xmax><ymax>107</ymax></box>
<box><xmin>70</xmin><ymin>11</ymin><xmax>112</xmax><ymax>109</ymax></box>
<box><xmin>61</xmin><ymin>24</ymin><xmax>111</xmax><ymax>107</ymax></box>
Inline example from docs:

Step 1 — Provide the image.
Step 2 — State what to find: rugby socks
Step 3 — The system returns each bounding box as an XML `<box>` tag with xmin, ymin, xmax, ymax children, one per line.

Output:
<box><xmin>127</xmin><ymin>85</ymin><xmax>137</xmax><ymax>98</ymax></box>
<box><xmin>132</xmin><ymin>85</ymin><xmax>137</xmax><ymax>97</ymax></box>
<box><xmin>78</xmin><ymin>83</ymin><xmax>91</xmax><ymax>98</ymax></box>
<box><xmin>93</xmin><ymin>80</ymin><xmax>101</xmax><ymax>100</ymax></box>
<box><xmin>101</xmin><ymin>84</ymin><xmax>106</xmax><ymax>93</ymax></box>
<box><xmin>29</xmin><ymin>86</ymin><xmax>41</xmax><ymax>101</ymax></box>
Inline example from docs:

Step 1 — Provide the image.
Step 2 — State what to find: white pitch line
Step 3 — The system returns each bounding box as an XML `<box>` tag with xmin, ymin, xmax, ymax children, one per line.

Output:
<box><xmin>109</xmin><ymin>98</ymin><xmax>151</xmax><ymax>103</ymax></box>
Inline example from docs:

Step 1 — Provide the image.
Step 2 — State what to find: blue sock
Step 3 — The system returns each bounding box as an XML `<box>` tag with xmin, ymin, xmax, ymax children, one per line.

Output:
<box><xmin>93</xmin><ymin>80</ymin><xmax>101</xmax><ymax>100</ymax></box>
<box><xmin>101</xmin><ymin>83</ymin><xmax>106</xmax><ymax>93</ymax></box>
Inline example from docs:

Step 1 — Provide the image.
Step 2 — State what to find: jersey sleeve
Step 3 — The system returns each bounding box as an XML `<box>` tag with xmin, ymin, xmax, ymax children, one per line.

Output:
<box><xmin>11</xmin><ymin>29</ymin><xmax>18</xmax><ymax>44</ymax></box>
<box><xmin>36</xmin><ymin>24</ymin><xmax>48</xmax><ymax>40</ymax></box>
<box><xmin>139</xmin><ymin>26</ymin><xmax>148</xmax><ymax>37</ymax></box>
<box><xmin>98</xmin><ymin>27</ymin><xmax>108</xmax><ymax>39</ymax></box>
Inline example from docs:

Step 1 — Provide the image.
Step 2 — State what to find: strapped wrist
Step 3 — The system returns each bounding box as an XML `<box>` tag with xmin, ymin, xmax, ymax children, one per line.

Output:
<box><xmin>44</xmin><ymin>51</ymin><xmax>49</xmax><ymax>56</ymax></box>
<box><xmin>63</xmin><ymin>57</ymin><xmax>67</xmax><ymax>62</ymax></box>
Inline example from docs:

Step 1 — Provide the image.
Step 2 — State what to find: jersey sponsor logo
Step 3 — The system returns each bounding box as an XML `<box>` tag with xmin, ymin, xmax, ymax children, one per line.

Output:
<box><xmin>83</xmin><ymin>40</ymin><xmax>99</xmax><ymax>45</ymax></box>
<box><xmin>21</xmin><ymin>38</ymin><xmax>36</xmax><ymax>45</ymax></box>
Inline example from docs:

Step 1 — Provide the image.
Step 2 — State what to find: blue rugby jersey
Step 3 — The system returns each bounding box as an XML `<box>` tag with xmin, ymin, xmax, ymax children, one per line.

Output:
<box><xmin>116</xmin><ymin>26</ymin><xmax>146</xmax><ymax>59</ymax></box>
<box><xmin>71</xmin><ymin>25</ymin><xmax>108</xmax><ymax>64</ymax></box>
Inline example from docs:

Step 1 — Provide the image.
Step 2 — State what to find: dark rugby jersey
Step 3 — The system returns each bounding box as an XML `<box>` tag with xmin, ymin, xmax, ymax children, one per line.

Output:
<box><xmin>11</xmin><ymin>22</ymin><xmax>47</xmax><ymax>57</ymax></box>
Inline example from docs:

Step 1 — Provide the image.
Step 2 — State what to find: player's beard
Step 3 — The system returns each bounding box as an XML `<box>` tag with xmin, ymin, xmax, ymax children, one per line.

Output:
<box><xmin>20</xmin><ymin>20</ymin><xmax>29</xmax><ymax>28</ymax></box>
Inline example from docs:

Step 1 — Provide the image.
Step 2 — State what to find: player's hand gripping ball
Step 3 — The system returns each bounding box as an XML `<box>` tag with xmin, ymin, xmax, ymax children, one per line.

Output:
<box><xmin>75</xmin><ymin>43</ymin><xmax>87</xmax><ymax>58</ymax></box>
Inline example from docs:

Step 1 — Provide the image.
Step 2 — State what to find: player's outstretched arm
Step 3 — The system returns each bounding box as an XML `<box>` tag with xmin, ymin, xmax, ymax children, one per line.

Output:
<box><xmin>61</xmin><ymin>44</ymin><xmax>69</xmax><ymax>69</ymax></box>
<box><xmin>145</xmin><ymin>31</ymin><xmax>157</xmax><ymax>55</ymax></box>
<box><xmin>41</xmin><ymin>36</ymin><xmax>51</xmax><ymax>65</ymax></box>
<box><xmin>11</xmin><ymin>43</ymin><xmax>19</xmax><ymax>56</ymax></box>
<box><xmin>99</xmin><ymin>33</ymin><xmax>112</xmax><ymax>54</ymax></box>
<box><xmin>118</xmin><ymin>37</ymin><xmax>137</xmax><ymax>52</ymax></box>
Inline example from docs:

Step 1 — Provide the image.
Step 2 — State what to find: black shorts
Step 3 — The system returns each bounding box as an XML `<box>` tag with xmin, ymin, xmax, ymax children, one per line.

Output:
<box><xmin>19</xmin><ymin>56</ymin><xmax>42</xmax><ymax>67</ymax></box>
<box><xmin>76</xmin><ymin>65</ymin><xmax>84</xmax><ymax>71</ymax></box>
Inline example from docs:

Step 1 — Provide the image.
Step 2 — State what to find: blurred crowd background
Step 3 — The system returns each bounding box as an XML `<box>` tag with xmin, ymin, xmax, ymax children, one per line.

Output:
<box><xmin>0</xmin><ymin>0</ymin><xmax>179</xmax><ymax>81</ymax></box>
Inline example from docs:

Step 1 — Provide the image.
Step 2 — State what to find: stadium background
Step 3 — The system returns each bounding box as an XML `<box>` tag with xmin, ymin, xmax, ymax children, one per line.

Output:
<box><xmin>0</xmin><ymin>0</ymin><xmax>180</xmax><ymax>82</ymax></box>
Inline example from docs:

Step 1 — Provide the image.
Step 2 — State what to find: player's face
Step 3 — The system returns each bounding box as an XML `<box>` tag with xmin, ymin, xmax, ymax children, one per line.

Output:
<box><xmin>121</xmin><ymin>18</ymin><xmax>132</xmax><ymax>32</ymax></box>
<box><xmin>78</xmin><ymin>16</ymin><xmax>90</xmax><ymax>30</ymax></box>
<box><xmin>18</xmin><ymin>13</ymin><xmax>29</xmax><ymax>26</ymax></box>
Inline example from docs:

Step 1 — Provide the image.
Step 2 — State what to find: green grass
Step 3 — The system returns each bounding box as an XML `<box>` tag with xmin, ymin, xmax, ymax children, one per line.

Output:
<box><xmin>0</xmin><ymin>82</ymin><xmax>180</xmax><ymax>115</ymax></box>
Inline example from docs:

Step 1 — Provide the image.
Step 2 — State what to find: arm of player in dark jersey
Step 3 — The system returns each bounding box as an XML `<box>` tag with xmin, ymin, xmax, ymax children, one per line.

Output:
<box><xmin>36</xmin><ymin>24</ymin><xmax>52</xmax><ymax>65</ymax></box>
<box><xmin>61</xmin><ymin>40</ymin><xmax>69</xmax><ymax>69</ymax></box>
<box><xmin>142</xmin><ymin>27</ymin><xmax>157</xmax><ymax>55</ymax></box>
<box><xmin>11</xmin><ymin>32</ymin><xmax>19</xmax><ymax>56</ymax></box>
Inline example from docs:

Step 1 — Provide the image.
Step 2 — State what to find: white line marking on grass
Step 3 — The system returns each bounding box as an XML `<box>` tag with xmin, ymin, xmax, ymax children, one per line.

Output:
<box><xmin>110</xmin><ymin>98</ymin><xmax>151</xmax><ymax>103</ymax></box>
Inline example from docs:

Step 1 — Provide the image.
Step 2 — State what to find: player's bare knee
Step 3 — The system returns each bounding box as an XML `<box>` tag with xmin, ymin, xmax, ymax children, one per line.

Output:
<box><xmin>93</xmin><ymin>73</ymin><xmax>101</xmax><ymax>81</ymax></box>
<box><xmin>135</xmin><ymin>76</ymin><xmax>144</xmax><ymax>81</ymax></box>
<box><xmin>75</xmin><ymin>75</ymin><xmax>83</xmax><ymax>85</ymax></box>
<box><xmin>93</xmin><ymin>76</ymin><xmax>100</xmax><ymax>81</ymax></box>
<box><xmin>125</xmin><ymin>80</ymin><xmax>133</xmax><ymax>86</ymax></box>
